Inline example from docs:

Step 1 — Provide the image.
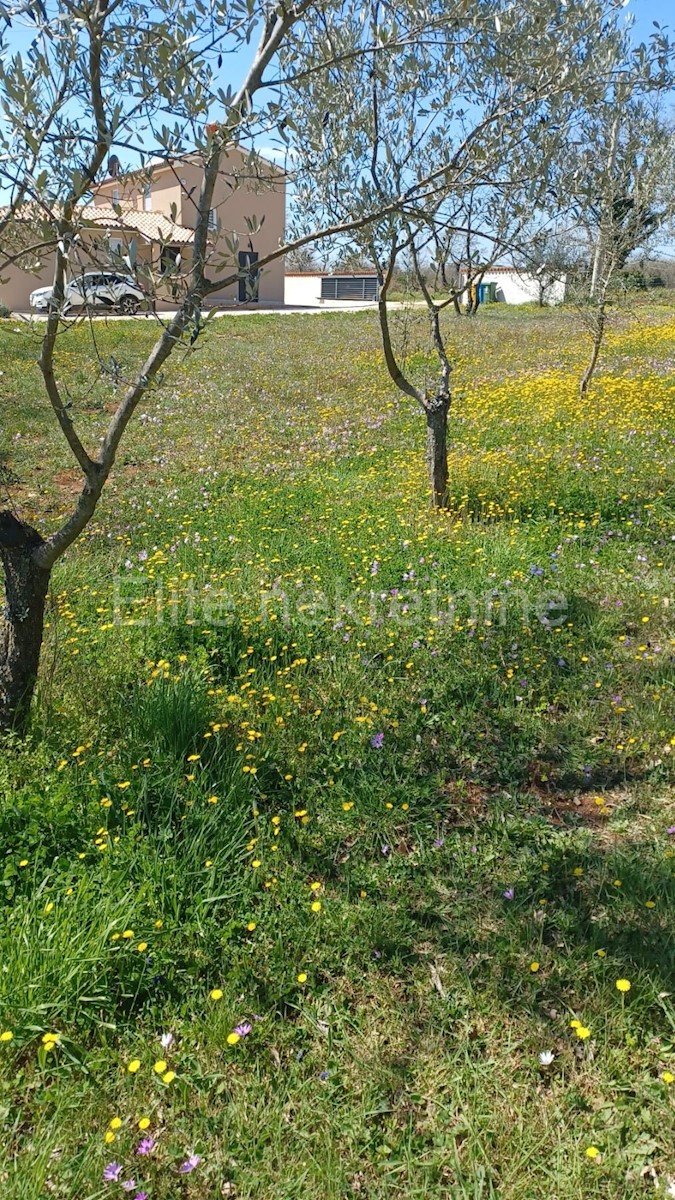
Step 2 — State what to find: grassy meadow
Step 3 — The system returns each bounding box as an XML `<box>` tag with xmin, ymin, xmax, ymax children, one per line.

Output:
<box><xmin>1</xmin><ymin>300</ymin><xmax>674</xmax><ymax>1198</ymax></box>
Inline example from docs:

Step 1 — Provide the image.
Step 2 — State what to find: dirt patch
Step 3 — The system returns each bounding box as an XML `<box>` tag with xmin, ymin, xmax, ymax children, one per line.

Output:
<box><xmin>440</xmin><ymin>777</ymin><xmax>619</xmax><ymax>830</ymax></box>
<box><xmin>531</xmin><ymin>787</ymin><xmax>615</xmax><ymax>828</ymax></box>
<box><xmin>52</xmin><ymin>468</ymin><xmax>82</xmax><ymax>496</ymax></box>
<box><xmin>441</xmin><ymin>780</ymin><xmax>491</xmax><ymax>823</ymax></box>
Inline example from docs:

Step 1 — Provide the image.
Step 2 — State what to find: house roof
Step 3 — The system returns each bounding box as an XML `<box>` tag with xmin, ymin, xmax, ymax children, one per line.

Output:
<box><xmin>97</xmin><ymin>144</ymin><xmax>285</xmax><ymax>187</ymax></box>
<box><xmin>82</xmin><ymin>205</ymin><xmax>194</xmax><ymax>245</ymax></box>
<box><xmin>0</xmin><ymin>203</ymin><xmax>195</xmax><ymax>246</ymax></box>
<box><xmin>285</xmin><ymin>270</ymin><xmax>378</xmax><ymax>277</ymax></box>
<box><xmin>459</xmin><ymin>264</ymin><xmax>528</xmax><ymax>274</ymax></box>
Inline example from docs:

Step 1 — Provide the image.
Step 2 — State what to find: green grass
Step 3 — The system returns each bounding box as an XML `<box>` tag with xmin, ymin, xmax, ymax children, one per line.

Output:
<box><xmin>0</xmin><ymin>301</ymin><xmax>674</xmax><ymax>1198</ymax></box>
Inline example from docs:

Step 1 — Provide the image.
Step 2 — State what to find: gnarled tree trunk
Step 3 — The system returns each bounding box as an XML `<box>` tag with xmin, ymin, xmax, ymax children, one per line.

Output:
<box><xmin>426</xmin><ymin>395</ymin><xmax>450</xmax><ymax>509</ymax></box>
<box><xmin>0</xmin><ymin>512</ymin><xmax>51</xmax><ymax>732</ymax></box>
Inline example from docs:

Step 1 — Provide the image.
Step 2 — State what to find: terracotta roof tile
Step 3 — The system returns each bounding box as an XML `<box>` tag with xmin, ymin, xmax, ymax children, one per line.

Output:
<box><xmin>82</xmin><ymin>205</ymin><xmax>194</xmax><ymax>244</ymax></box>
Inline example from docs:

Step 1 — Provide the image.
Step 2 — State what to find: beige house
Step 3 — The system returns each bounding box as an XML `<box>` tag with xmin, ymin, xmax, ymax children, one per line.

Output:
<box><xmin>0</xmin><ymin>146</ymin><xmax>286</xmax><ymax>312</ymax></box>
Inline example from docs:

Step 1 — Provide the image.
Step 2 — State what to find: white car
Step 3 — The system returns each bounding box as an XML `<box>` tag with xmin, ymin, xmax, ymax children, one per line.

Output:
<box><xmin>30</xmin><ymin>271</ymin><xmax>145</xmax><ymax>315</ymax></box>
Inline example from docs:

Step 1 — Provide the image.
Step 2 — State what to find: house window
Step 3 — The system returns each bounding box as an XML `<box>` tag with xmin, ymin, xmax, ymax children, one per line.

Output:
<box><xmin>320</xmin><ymin>275</ymin><xmax>378</xmax><ymax>301</ymax></box>
<box><xmin>108</xmin><ymin>237</ymin><xmax>123</xmax><ymax>261</ymax></box>
<box><xmin>208</xmin><ymin>208</ymin><xmax>218</xmax><ymax>230</ymax></box>
<box><xmin>112</xmin><ymin>187</ymin><xmax>120</xmax><ymax>205</ymax></box>
<box><xmin>143</xmin><ymin>183</ymin><xmax>152</xmax><ymax>212</ymax></box>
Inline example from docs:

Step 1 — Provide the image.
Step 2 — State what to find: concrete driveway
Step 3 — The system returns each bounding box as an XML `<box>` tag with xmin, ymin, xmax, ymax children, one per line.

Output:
<box><xmin>15</xmin><ymin>302</ymin><xmax>382</xmax><ymax>321</ymax></box>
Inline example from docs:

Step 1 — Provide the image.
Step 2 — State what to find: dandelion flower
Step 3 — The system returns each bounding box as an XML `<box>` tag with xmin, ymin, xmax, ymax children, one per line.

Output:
<box><xmin>127</xmin><ymin>1059</ymin><xmax>141</xmax><ymax>1073</ymax></box>
<box><xmin>209</xmin><ymin>989</ymin><xmax>223</xmax><ymax>1001</ymax></box>
<box><xmin>226</xmin><ymin>1032</ymin><xmax>240</xmax><ymax>1046</ymax></box>
<box><xmin>310</xmin><ymin>901</ymin><xmax>322</xmax><ymax>913</ymax></box>
<box><xmin>530</xmin><ymin>962</ymin><xmax>540</xmax><ymax>972</ymax></box>
<box><xmin>161</xmin><ymin>1070</ymin><xmax>176</xmax><ymax>1084</ymax></box>
<box><xmin>297</xmin><ymin>973</ymin><xmax>307</xmax><ymax>983</ymax></box>
<box><xmin>576</xmin><ymin>1026</ymin><xmax>591</xmax><ymax>1040</ymax></box>
<box><xmin>246</xmin><ymin>921</ymin><xmax>256</xmax><ymax>931</ymax></box>
<box><xmin>615</xmin><ymin>978</ymin><xmax>631</xmax><ymax>992</ymax></box>
<box><xmin>0</xmin><ymin>1031</ymin><xmax>13</xmax><ymax>1042</ymax></box>
<box><xmin>109</xmin><ymin>1117</ymin><xmax>123</xmax><ymax>1130</ymax></box>
<box><xmin>585</xmin><ymin>1146</ymin><xmax>600</xmax><ymax>1160</ymax></box>
<box><xmin>662</xmin><ymin>1071</ymin><xmax>674</xmax><ymax>1085</ymax></box>
<box><xmin>137</xmin><ymin>1117</ymin><xmax>151</xmax><ymax>1131</ymax></box>
<box><xmin>153</xmin><ymin>1059</ymin><xmax>167</xmax><ymax>1074</ymax></box>
<box><xmin>104</xmin><ymin>1131</ymin><xmax>116</xmax><ymax>1144</ymax></box>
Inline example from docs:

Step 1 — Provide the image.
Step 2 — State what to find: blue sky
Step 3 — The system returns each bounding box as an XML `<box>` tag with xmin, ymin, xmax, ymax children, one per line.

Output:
<box><xmin>631</xmin><ymin>0</ymin><xmax>672</xmax><ymax>38</ymax></box>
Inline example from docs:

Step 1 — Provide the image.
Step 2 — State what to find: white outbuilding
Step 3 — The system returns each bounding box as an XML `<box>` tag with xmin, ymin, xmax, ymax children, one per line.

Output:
<box><xmin>284</xmin><ymin>270</ymin><xmax>379</xmax><ymax>307</ymax></box>
<box><xmin>458</xmin><ymin>264</ymin><xmax>566</xmax><ymax>305</ymax></box>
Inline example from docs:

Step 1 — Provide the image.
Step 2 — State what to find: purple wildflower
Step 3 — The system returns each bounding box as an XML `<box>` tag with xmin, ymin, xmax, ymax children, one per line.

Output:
<box><xmin>135</xmin><ymin>1138</ymin><xmax>156</xmax><ymax>1156</ymax></box>
<box><xmin>319</xmin><ymin>1070</ymin><xmax>329</xmax><ymax>1080</ymax></box>
<box><xmin>529</xmin><ymin>565</ymin><xmax>545</xmax><ymax>577</ymax></box>
<box><xmin>433</xmin><ymin>837</ymin><xmax>444</xmax><ymax>849</ymax></box>
<box><xmin>134</xmin><ymin>1194</ymin><xmax>148</xmax><ymax>1200</ymax></box>
<box><xmin>370</xmin><ymin>732</ymin><xmax>384</xmax><ymax>749</ymax></box>
<box><xmin>381</xmin><ymin>844</ymin><xmax>390</xmax><ymax>856</ymax></box>
<box><xmin>503</xmin><ymin>887</ymin><xmax>515</xmax><ymax>901</ymax></box>
<box><xmin>667</xmin><ymin>826</ymin><xmax>675</xmax><ymax>836</ymax></box>
<box><xmin>179</xmin><ymin>1155</ymin><xmax>201</xmax><ymax>1174</ymax></box>
<box><xmin>233</xmin><ymin>1022</ymin><xmax>252</xmax><ymax>1038</ymax></box>
<box><xmin>122</xmin><ymin>1181</ymin><xmax>137</xmax><ymax>1193</ymax></box>
<box><xmin>103</xmin><ymin>1163</ymin><xmax>123</xmax><ymax>1183</ymax></box>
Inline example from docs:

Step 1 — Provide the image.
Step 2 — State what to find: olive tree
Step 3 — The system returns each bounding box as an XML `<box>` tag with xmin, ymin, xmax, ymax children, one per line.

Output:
<box><xmin>570</xmin><ymin>95</ymin><xmax>673</xmax><ymax>396</ymax></box>
<box><xmin>286</xmin><ymin>0</ymin><xmax>670</xmax><ymax>506</ymax></box>
<box><xmin>0</xmin><ymin>0</ymin><xmax>498</xmax><ymax>731</ymax></box>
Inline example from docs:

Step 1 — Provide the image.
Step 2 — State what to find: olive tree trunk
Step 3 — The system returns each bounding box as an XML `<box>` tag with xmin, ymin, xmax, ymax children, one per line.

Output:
<box><xmin>0</xmin><ymin>513</ymin><xmax>51</xmax><ymax>732</ymax></box>
<box><xmin>426</xmin><ymin>396</ymin><xmax>450</xmax><ymax>508</ymax></box>
<box><xmin>579</xmin><ymin>304</ymin><xmax>606</xmax><ymax>398</ymax></box>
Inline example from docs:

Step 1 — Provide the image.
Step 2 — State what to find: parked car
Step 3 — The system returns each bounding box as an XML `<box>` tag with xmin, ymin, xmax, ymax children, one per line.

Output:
<box><xmin>30</xmin><ymin>272</ymin><xmax>145</xmax><ymax>315</ymax></box>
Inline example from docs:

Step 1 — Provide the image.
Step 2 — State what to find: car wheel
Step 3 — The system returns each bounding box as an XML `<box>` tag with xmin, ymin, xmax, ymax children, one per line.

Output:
<box><xmin>118</xmin><ymin>295</ymin><xmax>139</xmax><ymax>315</ymax></box>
